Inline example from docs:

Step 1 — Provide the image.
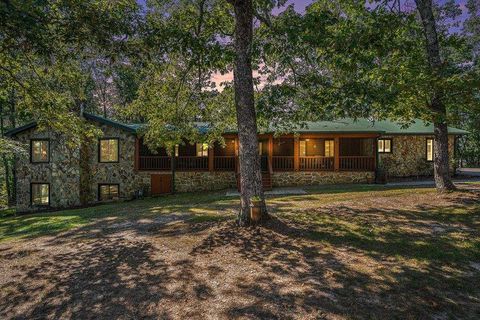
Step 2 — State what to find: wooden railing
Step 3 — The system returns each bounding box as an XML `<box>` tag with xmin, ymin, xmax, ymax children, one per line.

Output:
<box><xmin>272</xmin><ymin>156</ymin><xmax>294</xmax><ymax>171</ymax></box>
<box><xmin>300</xmin><ymin>156</ymin><xmax>334</xmax><ymax>171</ymax></box>
<box><xmin>140</xmin><ymin>155</ymin><xmax>375</xmax><ymax>172</ymax></box>
<box><xmin>139</xmin><ymin>156</ymin><xmax>208</xmax><ymax>171</ymax></box>
<box><xmin>214</xmin><ymin>156</ymin><xmax>236</xmax><ymax>171</ymax></box>
<box><xmin>176</xmin><ymin>156</ymin><xmax>209</xmax><ymax>171</ymax></box>
<box><xmin>339</xmin><ymin>156</ymin><xmax>375</xmax><ymax>171</ymax></box>
<box><xmin>139</xmin><ymin>156</ymin><xmax>171</xmax><ymax>170</ymax></box>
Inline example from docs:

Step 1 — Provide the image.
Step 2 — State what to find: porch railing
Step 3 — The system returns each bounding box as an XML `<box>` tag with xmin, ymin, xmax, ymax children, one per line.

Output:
<box><xmin>176</xmin><ymin>156</ymin><xmax>209</xmax><ymax>171</ymax></box>
<box><xmin>139</xmin><ymin>156</ymin><xmax>208</xmax><ymax>171</ymax></box>
<box><xmin>139</xmin><ymin>155</ymin><xmax>375</xmax><ymax>172</ymax></box>
<box><xmin>300</xmin><ymin>156</ymin><xmax>334</xmax><ymax>171</ymax></box>
<box><xmin>214</xmin><ymin>156</ymin><xmax>236</xmax><ymax>171</ymax></box>
<box><xmin>272</xmin><ymin>156</ymin><xmax>294</xmax><ymax>171</ymax></box>
<box><xmin>139</xmin><ymin>156</ymin><xmax>171</xmax><ymax>171</ymax></box>
<box><xmin>339</xmin><ymin>156</ymin><xmax>375</xmax><ymax>171</ymax></box>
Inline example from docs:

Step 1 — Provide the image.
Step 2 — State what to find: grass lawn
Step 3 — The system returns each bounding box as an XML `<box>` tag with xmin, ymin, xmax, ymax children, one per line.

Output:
<box><xmin>0</xmin><ymin>183</ymin><xmax>479</xmax><ymax>319</ymax></box>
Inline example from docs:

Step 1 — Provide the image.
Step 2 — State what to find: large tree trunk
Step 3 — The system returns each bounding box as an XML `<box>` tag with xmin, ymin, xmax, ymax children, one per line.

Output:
<box><xmin>415</xmin><ymin>0</ymin><xmax>456</xmax><ymax>191</ymax></box>
<box><xmin>229</xmin><ymin>0</ymin><xmax>268</xmax><ymax>225</ymax></box>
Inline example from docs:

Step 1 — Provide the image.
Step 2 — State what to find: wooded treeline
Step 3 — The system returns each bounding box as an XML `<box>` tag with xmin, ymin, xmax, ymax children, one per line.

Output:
<box><xmin>1</xmin><ymin>0</ymin><xmax>479</xmax><ymax>222</ymax></box>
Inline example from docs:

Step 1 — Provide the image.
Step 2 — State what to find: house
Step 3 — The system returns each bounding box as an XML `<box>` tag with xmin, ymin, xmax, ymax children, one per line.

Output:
<box><xmin>6</xmin><ymin>113</ymin><xmax>467</xmax><ymax>212</ymax></box>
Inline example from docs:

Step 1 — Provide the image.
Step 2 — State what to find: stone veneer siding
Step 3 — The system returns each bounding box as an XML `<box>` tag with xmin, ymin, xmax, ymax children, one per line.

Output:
<box><xmin>173</xmin><ymin>172</ymin><xmax>237</xmax><ymax>192</ymax></box>
<box><xmin>272</xmin><ymin>171</ymin><xmax>375</xmax><ymax>187</ymax></box>
<box><xmin>15</xmin><ymin>129</ymin><xmax>81</xmax><ymax>212</ymax></box>
<box><xmin>83</xmin><ymin>123</ymin><xmax>146</xmax><ymax>204</ymax></box>
<box><xmin>379</xmin><ymin>135</ymin><xmax>456</xmax><ymax>178</ymax></box>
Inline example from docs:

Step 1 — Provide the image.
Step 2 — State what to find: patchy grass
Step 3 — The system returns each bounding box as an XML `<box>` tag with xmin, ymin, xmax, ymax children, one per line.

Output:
<box><xmin>0</xmin><ymin>183</ymin><xmax>479</xmax><ymax>319</ymax></box>
<box><xmin>0</xmin><ymin>192</ymin><xmax>237</xmax><ymax>242</ymax></box>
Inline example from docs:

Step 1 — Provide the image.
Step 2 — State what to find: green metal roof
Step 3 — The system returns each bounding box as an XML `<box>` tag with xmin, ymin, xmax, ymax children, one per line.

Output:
<box><xmin>5</xmin><ymin>114</ymin><xmax>468</xmax><ymax>137</ymax></box>
<box><xmin>291</xmin><ymin>118</ymin><xmax>468</xmax><ymax>135</ymax></box>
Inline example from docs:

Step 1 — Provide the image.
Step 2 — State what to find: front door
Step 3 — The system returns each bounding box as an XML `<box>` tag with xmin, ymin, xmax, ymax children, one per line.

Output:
<box><xmin>151</xmin><ymin>174</ymin><xmax>172</xmax><ymax>195</ymax></box>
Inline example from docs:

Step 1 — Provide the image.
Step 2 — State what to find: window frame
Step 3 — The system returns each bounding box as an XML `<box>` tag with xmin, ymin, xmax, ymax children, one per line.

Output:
<box><xmin>378</xmin><ymin>138</ymin><xmax>393</xmax><ymax>154</ymax></box>
<box><xmin>98</xmin><ymin>183</ymin><xmax>120</xmax><ymax>201</ymax></box>
<box><xmin>30</xmin><ymin>139</ymin><xmax>50</xmax><ymax>163</ymax></box>
<box><xmin>30</xmin><ymin>182</ymin><xmax>50</xmax><ymax>206</ymax></box>
<box><xmin>426</xmin><ymin>138</ymin><xmax>434</xmax><ymax>162</ymax></box>
<box><xmin>196</xmin><ymin>143</ymin><xmax>209</xmax><ymax>157</ymax></box>
<box><xmin>324</xmin><ymin>139</ymin><xmax>335</xmax><ymax>157</ymax></box>
<box><xmin>98</xmin><ymin>138</ymin><xmax>120</xmax><ymax>163</ymax></box>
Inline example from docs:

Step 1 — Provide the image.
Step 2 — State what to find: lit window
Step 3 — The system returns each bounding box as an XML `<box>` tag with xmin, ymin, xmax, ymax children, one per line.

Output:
<box><xmin>378</xmin><ymin>139</ymin><xmax>392</xmax><ymax>153</ymax></box>
<box><xmin>31</xmin><ymin>140</ymin><xmax>49</xmax><ymax>163</ymax></box>
<box><xmin>99</xmin><ymin>184</ymin><xmax>119</xmax><ymax>201</ymax></box>
<box><xmin>258</xmin><ymin>142</ymin><xmax>263</xmax><ymax>155</ymax></box>
<box><xmin>325</xmin><ymin>140</ymin><xmax>334</xmax><ymax>157</ymax></box>
<box><xmin>99</xmin><ymin>139</ymin><xmax>119</xmax><ymax>162</ymax></box>
<box><xmin>31</xmin><ymin>183</ymin><xmax>49</xmax><ymax>205</ymax></box>
<box><xmin>299</xmin><ymin>140</ymin><xmax>306</xmax><ymax>156</ymax></box>
<box><xmin>196</xmin><ymin>143</ymin><xmax>209</xmax><ymax>157</ymax></box>
<box><xmin>426</xmin><ymin>138</ymin><xmax>434</xmax><ymax>161</ymax></box>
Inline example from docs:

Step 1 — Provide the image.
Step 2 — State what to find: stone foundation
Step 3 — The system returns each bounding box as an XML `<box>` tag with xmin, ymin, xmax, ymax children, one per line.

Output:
<box><xmin>272</xmin><ymin>171</ymin><xmax>375</xmax><ymax>187</ymax></box>
<box><xmin>174</xmin><ymin>172</ymin><xmax>237</xmax><ymax>192</ymax></box>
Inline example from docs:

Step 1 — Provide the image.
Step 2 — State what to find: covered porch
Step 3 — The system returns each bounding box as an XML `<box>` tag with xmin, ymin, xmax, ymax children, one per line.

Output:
<box><xmin>135</xmin><ymin>134</ymin><xmax>378</xmax><ymax>173</ymax></box>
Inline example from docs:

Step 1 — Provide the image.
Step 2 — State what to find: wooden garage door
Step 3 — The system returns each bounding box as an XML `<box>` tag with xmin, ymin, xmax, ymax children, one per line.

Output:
<box><xmin>151</xmin><ymin>174</ymin><xmax>172</xmax><ymax>195</ymax></box>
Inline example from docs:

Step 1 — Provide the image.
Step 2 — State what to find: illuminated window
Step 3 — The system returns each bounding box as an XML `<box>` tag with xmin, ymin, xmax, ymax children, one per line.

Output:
<box><xmin>99</xmin><ymin>139</ymin><xmax>119</xmax><ymax>162</ymax></box>
<box><xmin>378</xmin><ymin>139</ymin><xmax>392</xmax><ymax>153</ymax></box>
<box><xmin>31</xmin><ymin>140</ymin><xmax>49</xmax><ymax>163</ymax></box>
<box><xmin>299</xmin><ymin>140</ymin><xmax>306</xmax><ymax>156</ymax></box>
<box><xmin>426</xmin><ymin>138</ymin><xmax>434</xmax><ymax>161</ymax></box>
<box><xmin>258</xmin><ymin>142</ymin><xmax>263</xmax><ymax>155</ymax></box>
<box><xmin>99</xmin><ymin>184</ymin><xmax>119</xmax><ymax>201</ymax></box>
<box><xmin>325</xmin><ymin>140</ymin><xmax>334</xmax><ymax>157</ymax></box>
<box><xmin>196</xmin><ymin>143</ymin><xmax>209</xmax><ymax>157</ymax></box>
<box><xmin>31</xmin><ymin>183</ymin><xmax>49</xmax><ymax>205</ymax></box>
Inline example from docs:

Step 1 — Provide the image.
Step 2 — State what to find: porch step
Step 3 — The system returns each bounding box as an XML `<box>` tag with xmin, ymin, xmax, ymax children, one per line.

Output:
<box><xmin>235</xmin><ymin>172</ymin><xmax>273</xmax><ymax>191</ymax></box>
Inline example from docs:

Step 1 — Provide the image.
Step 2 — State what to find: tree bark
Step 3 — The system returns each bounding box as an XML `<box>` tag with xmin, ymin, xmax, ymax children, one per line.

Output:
<box><xmin>228</xmin><ymin>0</ymin><xmax>268</xmax><ymax>225</ymax></box>
<box><xmin>415</xmin><ymin>0</ymin><xmax>456</xmax><ymax>191</ymax></box>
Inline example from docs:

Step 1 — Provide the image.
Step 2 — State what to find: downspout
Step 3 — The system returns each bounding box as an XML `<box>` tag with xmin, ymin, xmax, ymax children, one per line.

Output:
<box><xmin>375</xmin><ymin>136</ymin><xmax>380</xmax><ymax>184</ymax></box>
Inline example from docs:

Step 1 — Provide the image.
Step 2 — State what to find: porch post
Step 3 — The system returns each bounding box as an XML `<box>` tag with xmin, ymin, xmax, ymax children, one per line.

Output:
<box><xmin>268</xmin><ymin>135</ymin><xmax>273</xmax><ymax>172</ymax></box>
<box><xmin>334</xmin><ymin>137</ymin><xmax>340</xmax><ymax>171</ymax></box>
<box><xmin>208</xmin><ymin>146</ymin><xmax>214</xmax><ymax>172</ymax></box>
<box><xmin>294</xmin><ymin>136</ymin><xmax>299</xmax><ymax>171</ymax></box>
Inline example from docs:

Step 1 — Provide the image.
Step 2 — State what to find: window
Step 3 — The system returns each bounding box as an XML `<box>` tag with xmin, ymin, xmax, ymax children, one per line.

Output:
<box><xmin>98</xmin><ymin>184</ymin><xmax>119</xmax><ymax>201</ymax></box>
<box><xmin>426</xmin><ymin>138</ymin><xmax>434</xmax><ymax>161</ymax></box>
<box><xmin>258</xmin><ymin>142</ymin><xmax>263</xmax><ymax>155</ymax></box>
<box><xmin>31</xmin><ymin>183</ymin><xmax>50</xmax><ymax>206</ymax></box>
<box><xmin>325</xmin><ymin>140</ymin><xmax>334</xmax><ymax>157</ymax></box>
<box><xmin>196</xmin><ymin>143</ymin><xmax>209</xmax><ymax>157</ymax></box>
<box><xmin>299</xmin><ymin>140</ymin><xmax>306</xmax><ymax>157</ymax></box>
<box><xmin>99</xmin><ymin>139</ymin><xmax>119</xmax><ymax>162</ymax></box>
<box><xmin>378</xmin><ymin>138</ymin><xmax>392</xmax><ymax>153</ymax></box>
<box><xmin>31</xmin><ymin>139</ymin><xmax>49</xmax><ymax>163</ymax></box>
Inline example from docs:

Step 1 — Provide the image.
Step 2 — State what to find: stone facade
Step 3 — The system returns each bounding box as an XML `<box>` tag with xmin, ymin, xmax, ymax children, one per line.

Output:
<box><xmin>174</xmin><ymin>172</ymin><xmax>237</xmax><ymax>192</ymax></box>
<box><xmin>82</xmin><ymin>123</ymin><xmax>146</xmax><ymax>204</ymax></box>
<box><xmin>379</xmin><ymin>135</ymin><xmax>456</xmax><ymax>178</ymax></box>
<box><xmin>15</xmin><ymin>129</ymin><xmax>81</xmax><ymax>212</ymax></box>
<box><xmin>272</xmin><ymin>171</ymin><xmax>375</xmax><ymax>187</ymax></box>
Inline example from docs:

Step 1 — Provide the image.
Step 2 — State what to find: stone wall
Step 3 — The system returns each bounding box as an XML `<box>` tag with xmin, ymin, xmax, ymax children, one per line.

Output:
<box><xmin>82</xmin><ymin>123</ymin><xmax>147</xmax><ymax>203</ymax></box>
<box><xmin>379</xmin><ymin>135</ymin><xmax>456</xmax><ymax>178</ymax></box>
<box><xmin>272</xmin><ymin>171</ymin><xmax>375</xmax><ymax>187</ymax></box>
<box><xmin>174</xmin><ymin>172</ymin><xmax>237</xmax><ymax>192</ymax></box>
<box><xmin>15</xmin><ymin>129</ymin><xmax>81</xmax><ymax>212</ymax></box>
